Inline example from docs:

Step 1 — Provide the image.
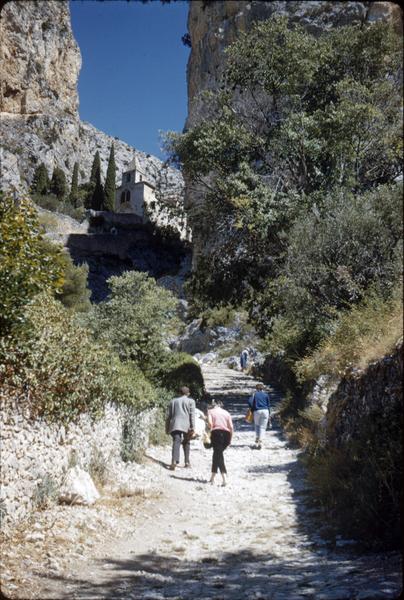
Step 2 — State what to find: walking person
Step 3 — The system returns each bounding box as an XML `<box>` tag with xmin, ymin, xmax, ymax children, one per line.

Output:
<box><xmin>207</xmin><ymin>400</ymin><xmax>233</xmax><ymax>486</ymax></box>
<box><xmin>248</xmin><ymin>383</ymin><xmax>270</xmax><ymax>449</ymax></box>
<box><xmin>165</xmin><ymin>386</ymin><xmax>196</xmax><ymax>470</ymax></box>
<box><xmin>240</xmin><ymin>348</ymin><xmax>249</xmax><ymax>372</ymax></box>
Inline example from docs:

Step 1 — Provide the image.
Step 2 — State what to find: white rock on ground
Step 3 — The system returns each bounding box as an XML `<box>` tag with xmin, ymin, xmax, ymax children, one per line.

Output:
<box><xmin>58</xmin><ymin>467</ymin><xmax>100</xmax><ymax>506</ymax></box>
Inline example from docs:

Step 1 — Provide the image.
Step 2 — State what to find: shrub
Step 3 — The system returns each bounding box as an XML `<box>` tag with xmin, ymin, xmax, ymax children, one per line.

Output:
<box><xmin>200</xmin><ymin>304</ymin><xmax>236</xmax><ymax>328</ymax></box>
<box><xmin>87</xmin><ymin>271</ymin><xmax>178</xmax><ymax>374</ymax></box>
<box><xmin>296</xmin><ymin>286</ymin><xmax>403</xmax><ymax>380</ymax></box>
<box><xmin>33</xmin><ymin>193</ymin><xmax>86</xmax><ymax>221</ymax></box>
<box><xmin>0</xmin><ymin>294</ymin><xmax>112</xmax><ymax>422</ymax></box>
<box><xmin>89</xmin><ymin>447</ymin><xmax>108</xmax><ymax>487</ymax></box>
<box><xmin>0</xmin><ymin>194</ymin><xmax>63</xmax><ymax>334</ymax></box>
<box><xmin>39</xmin><ymin>240</ymin><xmax>91</xmax><ymax>313</ymax></box>
<box><xmin>33</xmin><ymin>474</ymin><xmax>59</xmax><ymax>509</ymax></box>
<box><xmin>156</xmin><ymin>352</ymin><xmax>205</xmax><ymax>400</ymax></box>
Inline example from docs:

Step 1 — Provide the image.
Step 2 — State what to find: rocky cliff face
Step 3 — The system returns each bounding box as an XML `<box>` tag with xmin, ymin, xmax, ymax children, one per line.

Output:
<box><xmin>0</xmin><ymin>0</ymin><xmax>80</xmax><ymax>117</ymax></box>
<box><xmin>0</xmin><ymin>0</ymin><xmax>183</xmax><ymax>204</ymax></box>
<box><xmin>185</xmin><ymin>0</ymin><xmax>402</xmax><ymax>265</ymax></box>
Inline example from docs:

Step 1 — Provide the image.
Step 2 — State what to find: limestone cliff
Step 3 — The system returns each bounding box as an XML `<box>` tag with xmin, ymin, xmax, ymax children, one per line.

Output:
<box><xmin>185</xmin><ymin>0</ymin><xmax>402</xmax><ymax>266</ymax></box>
<box><xmin>0</xmin><ymin>0</ymin><xmax>80</xmax><ymax>116</ymax></box>
<box><xmin>0</xmin><ymin>0</ymin><xmax>183</xmax><ymax>204</ymax></box>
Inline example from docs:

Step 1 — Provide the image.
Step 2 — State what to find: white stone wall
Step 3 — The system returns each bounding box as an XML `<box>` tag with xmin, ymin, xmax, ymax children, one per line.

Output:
<box><xmin>0</xmin><ymin>400</ymin><xmax>155</xmax><ymax>529</ymax></box>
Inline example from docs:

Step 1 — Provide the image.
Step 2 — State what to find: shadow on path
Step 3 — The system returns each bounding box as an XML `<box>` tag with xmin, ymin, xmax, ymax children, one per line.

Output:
<box><xmin>37</xmin><ymin>547</ymin><xmax>401</xmax><ymax>600</ymax></box>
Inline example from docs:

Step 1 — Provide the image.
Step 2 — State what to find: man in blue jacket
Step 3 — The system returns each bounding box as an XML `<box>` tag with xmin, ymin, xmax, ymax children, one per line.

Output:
<box><xmin>248</xmin><ymin>383</ymin><xmax>270</xmax><ymax>449</ymax></box>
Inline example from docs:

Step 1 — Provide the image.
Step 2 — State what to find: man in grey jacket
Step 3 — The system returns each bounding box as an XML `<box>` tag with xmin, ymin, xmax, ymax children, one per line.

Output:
<box><xmin>166</xmin><ymin>386</ymin><xmax>196</xmax><ymax>470</ymax></box>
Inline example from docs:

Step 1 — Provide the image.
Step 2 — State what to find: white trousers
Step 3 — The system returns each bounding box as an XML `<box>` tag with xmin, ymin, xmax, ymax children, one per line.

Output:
<box><xmin>254</xmin><ymin>409</ymin><xmax>269</xmax><ymax>440</ymax></box>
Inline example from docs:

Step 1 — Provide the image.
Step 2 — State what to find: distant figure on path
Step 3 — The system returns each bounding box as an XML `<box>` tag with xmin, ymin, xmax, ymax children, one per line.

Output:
<box><xmin>248</xmin><ymin>383</ymin><xmax>270</xmax><ymax>449</ymax></box>
<box><xmin>240</xmin><ymin>348</ymin><xmax>249</xmax><ymax>371</ymax></box>
<box><xmin>207</xmin><ymin>400</ymin><xmax>233</xmax><ymax>486</ymax></box>
<box><xmin>165</xmin><ymin>386</ymin><xmax>196</xmax><ymax>470</ymax></box>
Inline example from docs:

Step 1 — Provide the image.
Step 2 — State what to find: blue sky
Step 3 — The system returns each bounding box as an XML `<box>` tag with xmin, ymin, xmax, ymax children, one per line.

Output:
<box><xmin>70</xmin><ymin>0</ymin><xmax>190</xmax><ymax>159</ymax></box>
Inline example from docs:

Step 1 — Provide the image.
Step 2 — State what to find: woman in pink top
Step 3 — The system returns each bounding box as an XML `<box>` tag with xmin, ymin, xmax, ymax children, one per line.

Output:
<box><xmin>207</xmin><ymin>400</ymin><xmax>233</xmax><ymax>486</ymax></box>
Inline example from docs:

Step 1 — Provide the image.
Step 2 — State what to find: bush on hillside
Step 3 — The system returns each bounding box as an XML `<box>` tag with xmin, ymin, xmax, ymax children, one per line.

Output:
<box><xmin>252</xmin><ymin>183</ymin><xmax>403</xmax><ymax>351</ymax></box>
<box><xmin>39</xmin><ymin>240</ymin><xmax>91</xmax><ymax>313</ymax></box>
<box><xmin>0</xmin><ymin>194</ymin><xmax>63</xmax><ymax>334</ymax></box>
<box><xmin>155</xmin><ymin>352</ymin><xmax>205</xmax><ymax>400</ymax></box>
<box><xmin>0</xmin><ymin>294</ymin><xmax>157</xmax><ymax>423</ymax></box>
<box><xmin>86</xmin><ymin>271</ymin><xmax>179</xmax><ymax>374</ymax></box>
<box><xmin>32</xmin><ymin>193</ymin><xmax>86</xmax><ymax>221</ymax></box>
<box><xmin>296</xmin><ymin>286</ymin><xmax>403</xmax><ymax>381</ymax></box>
<box><xmin>200</xmin><ymin>304</ymin><xmax>236</xmax><ymax>328</ymax></box>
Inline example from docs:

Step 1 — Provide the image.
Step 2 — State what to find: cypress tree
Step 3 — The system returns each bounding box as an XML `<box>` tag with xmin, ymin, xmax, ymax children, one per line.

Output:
<box><xmin>90</xmin><ymin>151</ymin><xmax>101</xmax><ymax>185</ymax></box>
<box><xmin>31</xmin><ymin>163</ymin><xmax>49</xmax><ymax>195</ymax></box>
<box><xmin>103</xmin><ymin>144</ymin><xmax>116</xmax><ymax>212</ymax></box>
<box><xmin>69</xmin><ymin>162</ymin><xmax>79</xmax><ymax>207</ymax></box>
<box><xmin>50</xmin><ymin>167</ymin><xmax>67</xmax><ymax>199</ymax></box>
<box><xmin>91</xmin><ymin>174</ymin><xmax>105</xmax><ymax>211</ymax></box>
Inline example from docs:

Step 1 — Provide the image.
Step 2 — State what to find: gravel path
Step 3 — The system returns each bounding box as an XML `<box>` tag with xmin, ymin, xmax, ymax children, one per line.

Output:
<box><xmin>35</xmin><ymin>365</ymin><xmax>401</xmax><ymax>600</ymax></box>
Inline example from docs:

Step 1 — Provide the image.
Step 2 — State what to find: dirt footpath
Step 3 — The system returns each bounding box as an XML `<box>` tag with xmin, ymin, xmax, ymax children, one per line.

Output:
<box><xmin>3</xmin><ymin>365</ymin><xmax>401</xmax><ymax>600</ymax></box>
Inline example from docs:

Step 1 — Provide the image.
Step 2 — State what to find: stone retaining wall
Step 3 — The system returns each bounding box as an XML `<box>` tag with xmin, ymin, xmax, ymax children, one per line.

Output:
<box><xmin>325</xmin><ymin>342</ymin><xmax>403</xmax><ymax>448</ymax></box>
<box><xmin>0</xmin><ymin>400</ymin><xmax>156</xmax><ymax>529</ymax></box>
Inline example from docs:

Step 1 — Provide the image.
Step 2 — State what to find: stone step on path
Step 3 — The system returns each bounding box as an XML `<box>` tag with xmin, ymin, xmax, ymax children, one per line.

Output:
<box><xmin>36</xmin><ymin>364</ymin><xmax>401</xmax><ymax>600</ymax></box>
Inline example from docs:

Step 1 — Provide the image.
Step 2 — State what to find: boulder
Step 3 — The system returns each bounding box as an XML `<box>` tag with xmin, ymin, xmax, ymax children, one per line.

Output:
<box><xmin>58</xmin><ymin>467</ymin><xmax>100</xmax><ymax>506</ymax></box>
<box><xmin>200</xmin><ymin>352</ymin><xmax>218</xmax><ymax>365</ymax></box>
<box><xmin>173</xmin><ymin>319</ymin><xmax>213</xmax><ymax>354</ymax></box>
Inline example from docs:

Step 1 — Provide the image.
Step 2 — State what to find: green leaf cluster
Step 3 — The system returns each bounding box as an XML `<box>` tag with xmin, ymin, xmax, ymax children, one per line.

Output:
<box><xmin>0</xmin><ymin>293</ymin><xmax>157</xmax><ymax>423</ymax></box>
<box><xmin>86</xmin><ymin>270</ymin><xmax>178</xmax><ymax>373</ymax></box>
<box><xmin>0</xmin><ymin>194</ymin><xmax>63</xmax><ymax>334</ymax></box>
<box><xmin>166</xmin><ymin>17</ymin><xmax>402</xmax><ymax>309</ymax></box>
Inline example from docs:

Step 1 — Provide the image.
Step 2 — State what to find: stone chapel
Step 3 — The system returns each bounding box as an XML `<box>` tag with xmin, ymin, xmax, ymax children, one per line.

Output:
<box><xmin>115</xmin><ymin>156</ymin><xmax>156</xmax><ymax>219</ymax></box>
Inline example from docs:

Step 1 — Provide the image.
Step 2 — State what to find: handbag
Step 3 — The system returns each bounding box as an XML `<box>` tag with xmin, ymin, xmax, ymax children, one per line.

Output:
<box><xmin>203</xmin><ymin>431</ymin><xmax>212</xmax><ymax>449</ymax></box>
<box><xmin>245</xmin><ymin>408</ymin><xmax>253</xmax><ymax>424</ymax></box>
<box><xmin>245</xmin><ymin>393</ymin><xmax>256</xmax><ymax>423</ymax></box>
<box><xmin>184</xmin><ymin>429</ymin><xmax>197</xmax><ymax>443</ymax></box>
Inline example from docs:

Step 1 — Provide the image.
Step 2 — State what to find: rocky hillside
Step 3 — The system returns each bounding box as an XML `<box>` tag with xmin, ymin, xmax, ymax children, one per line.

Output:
<box><xmin>0</xmin><ymin>0</ymin><xmax>183</xmax><ymax>201</ymax></box>
<box><xmin>185</xmin><ymin>0</ymin><xmax>402</xmax><ymax>266</ymax></box>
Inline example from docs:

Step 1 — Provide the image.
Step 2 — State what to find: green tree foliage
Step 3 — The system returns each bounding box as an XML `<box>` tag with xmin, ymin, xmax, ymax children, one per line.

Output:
<box><xmin>253</xmin><ymin>184</ymin><xmax>403</xmax><ymax>349</ymax></box>
<box><xmin>167</xmin><ymin>17</ymin><xmax>402</xmax><ymax>307</ymax></box>
<box><xmin>31</xmin><ymin>163</ymin><xmax>49</xmax><ymax>196</ymax></box>
<box><xmin>155</xmin><ymin>352</ymin><xmax>205</xmax><ymax>399</ymax></box>
<box><xmin>50</xmin><ymin>167</ymin><xmax>67</xmax><ymax>199</ymax></box>
<box><xmin>104</xmin><ymin>144</ymin><xmax>116</xmax><ymax>212</ymax></box>
<box><xmin>69</xmin><ymin>162</ymin><xmax>79</xmax><ymax>207</ymax></box>
<box><xmin>87</xmin><ymin>271</ymin><xmax>178</xmax><ymax>374</ymax></box>
<box><xmin>88</xmin><ymin>150</ymin><xmax>105</xmax><ymax>210</ymax></box>
<box><xmin>90</xmin><ymin>150</ymin><xmax>102</xmax><ymax>185</ymax></box>
<box><xmin>39</xmin><ymin>239</ymin><xmax>91</xmax><ymax>313</ymax></box>
<box><xmin>0</xmin><ymin>293</ymin><xmax>157</xmax><ymax>423</ymax></box>
<box><xmin>0</xmin><ymin>194</ymin><xmax>63</xmax><ymax>334</ymax></box>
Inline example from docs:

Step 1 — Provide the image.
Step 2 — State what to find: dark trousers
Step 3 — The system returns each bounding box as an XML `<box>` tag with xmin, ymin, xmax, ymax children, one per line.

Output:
<box><xmin>211</xmin><ymin>429</ymin><xmax>231</xmax><ymax>474</ymax></box>
<box><xmin>171</xmin><ymin>431</ymin><xmax>190</xmax><ymax>465</ymax></box>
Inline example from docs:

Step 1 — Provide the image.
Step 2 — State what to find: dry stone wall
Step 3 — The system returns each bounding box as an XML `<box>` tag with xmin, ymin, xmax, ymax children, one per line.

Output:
<box><xmin>0</xmin><ymin>399</ymin><xmax>155</xmax><ymax>529</ymax></box>
<box><xmin>325</xmin><ymin>342</ymin><xmax>403</xmax><ymax>448</ymax></box>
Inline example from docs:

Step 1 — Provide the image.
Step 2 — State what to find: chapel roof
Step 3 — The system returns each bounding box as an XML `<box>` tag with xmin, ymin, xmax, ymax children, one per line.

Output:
<box><xmin>126</xmin><ymin>155</ymin><xmax>145</xmax><ymax>174</ymax></box>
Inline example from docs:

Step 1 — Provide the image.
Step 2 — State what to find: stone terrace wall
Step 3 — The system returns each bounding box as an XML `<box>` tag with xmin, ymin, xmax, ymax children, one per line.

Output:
<box><xmin>0</xmin><ymin>400</ymin><xmax>155</xmax><ymax>529</ymax></box>
<box><xmin>325</xmin><ymin>342</ymin><xmax>403</xmax><ymax>448</ymax></box>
